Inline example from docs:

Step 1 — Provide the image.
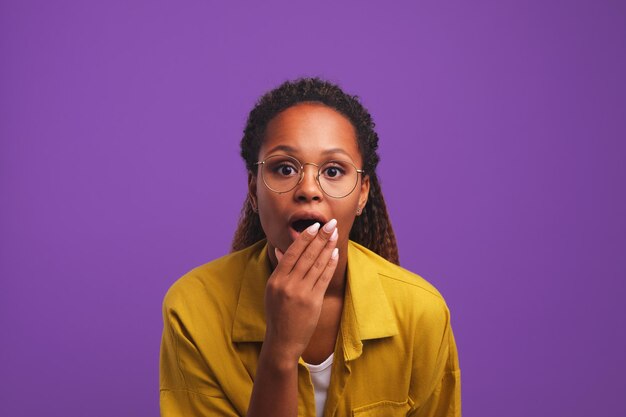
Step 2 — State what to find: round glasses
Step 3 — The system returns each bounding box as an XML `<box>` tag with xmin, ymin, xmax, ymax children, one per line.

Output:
<box><xmin>254</xmin><ymin>154</ymin><xmax>365</xmax><ymax>198</ymax></box>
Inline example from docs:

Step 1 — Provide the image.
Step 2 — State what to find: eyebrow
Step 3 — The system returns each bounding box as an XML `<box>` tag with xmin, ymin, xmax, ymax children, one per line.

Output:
<box><xmin>263</xmin><ymin>145</ymin><xmax>354</xmax><ymax>159</ymax></box>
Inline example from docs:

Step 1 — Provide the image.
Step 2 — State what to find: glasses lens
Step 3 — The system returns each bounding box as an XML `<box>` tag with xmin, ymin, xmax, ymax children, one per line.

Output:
<box><xmin>262</xmin><ymin>155</ymin><xmax>301</xmax><ymax>193</ymax></box>
<box><xmin>319</xmin><ymin>160</ymin><xmax>358</xmax><ymax>198</ymax></box>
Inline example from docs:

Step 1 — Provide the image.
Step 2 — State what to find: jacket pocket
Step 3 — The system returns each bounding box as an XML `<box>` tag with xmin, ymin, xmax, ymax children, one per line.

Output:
<box><xmin>352</xmin><ymin>399</ymin><xmax>411</xmax><ymax>416</ymax></box>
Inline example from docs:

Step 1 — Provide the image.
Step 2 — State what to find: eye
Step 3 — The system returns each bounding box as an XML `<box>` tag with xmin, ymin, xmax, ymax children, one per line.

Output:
<box><xmin>322</xmin><ymin>164</ymin><xmax>346</xmax><ymax>179</ymax></box>
<box><xmin>279</xmin><ymin>165</ymin><xmax>294</xmax><ymax>176</ymax></box>
<box><xmin>274</xmin><ymin>163</ymin><xmax>298</xmax><ymax>177</ymax></box>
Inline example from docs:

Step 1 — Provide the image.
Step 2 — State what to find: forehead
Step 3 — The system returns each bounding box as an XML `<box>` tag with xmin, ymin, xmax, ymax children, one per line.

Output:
<box><xmin>260</xmin><ymin>103</ymin><xmax>362</xmax><ymax>163</ymax></box>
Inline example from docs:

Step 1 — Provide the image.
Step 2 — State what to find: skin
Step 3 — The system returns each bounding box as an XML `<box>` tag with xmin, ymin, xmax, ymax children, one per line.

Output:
<box><xmin>246</xmin><ymin>103</ymin><xmax>370</xmax><ymax>417</ymax></box>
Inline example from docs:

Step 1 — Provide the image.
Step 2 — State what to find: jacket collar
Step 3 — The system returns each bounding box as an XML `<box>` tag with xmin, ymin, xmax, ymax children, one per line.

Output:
<box><xmin>232</xmin><ymin>240</ymin><xmax>399</xmax><ymax>360</ymax></box>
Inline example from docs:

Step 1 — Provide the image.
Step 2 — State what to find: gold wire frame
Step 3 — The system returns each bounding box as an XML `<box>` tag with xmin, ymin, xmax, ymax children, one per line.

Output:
<box><xmin>254</xmin><ymin>155</ymin><xmax>365</xmax><ymax>198</ymax></box>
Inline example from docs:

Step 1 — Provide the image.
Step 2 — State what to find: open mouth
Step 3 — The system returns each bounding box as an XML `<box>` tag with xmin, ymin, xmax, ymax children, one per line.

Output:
<box><xmin>290</xmin><ymin>218</ymin><xmax>320</xmax><ymax>233</ymax></box>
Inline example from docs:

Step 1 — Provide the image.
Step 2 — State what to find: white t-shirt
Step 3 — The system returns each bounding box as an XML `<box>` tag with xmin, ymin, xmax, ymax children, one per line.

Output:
<box><xmin>304</xmin><ymin>353</ymin><xmax>334</xmax><ymax>417</ymax></box>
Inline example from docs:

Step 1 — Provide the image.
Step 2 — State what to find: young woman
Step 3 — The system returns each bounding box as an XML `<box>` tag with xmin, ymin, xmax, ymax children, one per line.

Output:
<box><xmin>160</xmin><ymin>78</ymin><xmax>461</xmax><ymax>417</ymax></box>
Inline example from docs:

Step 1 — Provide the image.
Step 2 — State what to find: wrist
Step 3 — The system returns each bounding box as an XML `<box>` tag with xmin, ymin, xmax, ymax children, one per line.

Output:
<box><xmin>259</xmin><ymin>338</ymin><xmax>300</xmax><ymax>373</ymax></box>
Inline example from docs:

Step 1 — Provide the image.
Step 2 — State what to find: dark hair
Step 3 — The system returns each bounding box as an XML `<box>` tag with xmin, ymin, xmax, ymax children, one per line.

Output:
<box><xmin>231</xmin><ymin>77</ymin><xmax>399</xmax><ymax>265</ymax></box>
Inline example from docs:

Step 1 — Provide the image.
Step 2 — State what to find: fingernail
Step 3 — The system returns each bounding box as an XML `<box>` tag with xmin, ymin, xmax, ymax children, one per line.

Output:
<box><xmin>323</xmin><ymin>219</ymin><xmax>337</xmax><ymax>233</ymax></box>
<box><xmin>329</xmin><ymin>228</ymin><xmax>338</xmax><ymax>242</ymax></box>
<box><xmin>307</xmin><ymin>222</ymin><xmax>321</xmax><ymax>235</ymax></box>
<box><xmin>331</xmin><ymin>248</ymin><xmax>339</xmax><ymax>259</ymax></box>
<box><xmin>274</xmin><ymin>247</ymin><xmax>283</xmax><ymax>261</ymax></box>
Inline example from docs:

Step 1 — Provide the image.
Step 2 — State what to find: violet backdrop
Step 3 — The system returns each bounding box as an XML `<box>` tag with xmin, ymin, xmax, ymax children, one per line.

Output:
<box><xmin>1</xmin><ymin>1</ymin><xmax>625</xmax><ymax>416</ymax></box>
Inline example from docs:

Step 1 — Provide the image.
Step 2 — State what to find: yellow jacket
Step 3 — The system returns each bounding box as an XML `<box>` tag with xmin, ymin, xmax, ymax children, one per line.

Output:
<box><xmin>160</xmin><ymin>239</ymin><xmax>461</xmax><ymax>416</ymax></box>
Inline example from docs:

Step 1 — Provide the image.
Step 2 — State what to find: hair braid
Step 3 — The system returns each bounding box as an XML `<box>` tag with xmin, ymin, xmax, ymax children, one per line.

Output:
<box><xmin>231</xmin><ymin>196</ymin><xmax>265</xmax><ymax>250</ymax></box>
<box><xmin>349</xmin><ymin>175</ymin><xmax>399</xmax><ymax>264</ymax></box>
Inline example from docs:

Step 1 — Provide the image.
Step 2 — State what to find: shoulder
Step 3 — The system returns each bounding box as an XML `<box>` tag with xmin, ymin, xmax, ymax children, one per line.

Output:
<box><xmin>162</xmin><ymin>240</ymin><xmax>266</xmax><ymax>314</ymax></box>
<box><xmin>349</xmin><ymin>241</ymin><xmax>451</xmax><ymax>322</ymax></box>
<box><xmin>349</xmin><ymin>240</ymin><xmax>445</xmax><ymax>300</ymax></box>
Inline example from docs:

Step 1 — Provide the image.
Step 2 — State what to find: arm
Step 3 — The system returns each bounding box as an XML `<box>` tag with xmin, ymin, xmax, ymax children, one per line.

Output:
<box><xmin>245</xmin><ymin>338</ymin><xmax>299</xmax><ymax>417</ymax></box>
<box><xmin>246</xmin><ymin>220</ymin><xmax>339</xmax><ymax>417</ymax></box>
<box><xmin>408</xmin><ymin>319</ymin><xmax>461</xmax><ymax>417</ymax></box>
<box><xmin>160</xmin><ymin>220</ymin><xmax>339</xmax><ymax>417</ymax></box>
<box><xmin>160</xmin><ymin>304</ymin><xmax>240</xmax><ymax>416</ymax></box>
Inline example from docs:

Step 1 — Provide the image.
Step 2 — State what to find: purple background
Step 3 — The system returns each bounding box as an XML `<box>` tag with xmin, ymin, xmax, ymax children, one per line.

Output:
<box><xmin>1</xmin><ymin>1</ymin><xmax>625</xmax><ymax>416</ymax></box>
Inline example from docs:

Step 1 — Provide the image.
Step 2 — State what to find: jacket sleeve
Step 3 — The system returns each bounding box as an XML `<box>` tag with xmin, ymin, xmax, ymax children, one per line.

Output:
<box><xmin>408</xmin><ymin>311</ymin><xmax>461</xmax><ymax>417</ymax></box>
<box><xmin>159</xmin><ymin>291</ymin><xmax>241</xmax><ymax>417</ymax></box>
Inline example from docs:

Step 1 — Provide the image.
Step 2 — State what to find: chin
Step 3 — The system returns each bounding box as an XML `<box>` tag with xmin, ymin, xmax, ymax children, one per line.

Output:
<box><xmin>266</xmin><ymin>235</ymin><xmax>290</xmax><ymax>255</ymax></box>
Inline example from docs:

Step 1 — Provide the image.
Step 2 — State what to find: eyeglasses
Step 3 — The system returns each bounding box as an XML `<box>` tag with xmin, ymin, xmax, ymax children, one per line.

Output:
<box><xmin>254</xmin><ymin>154</ymin><xmax>365</xmax><ymax>198</ymax></box>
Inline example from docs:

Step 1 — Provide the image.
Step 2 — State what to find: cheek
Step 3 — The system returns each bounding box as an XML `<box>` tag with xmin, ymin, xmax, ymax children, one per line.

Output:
<box><xmin>335</xmin><ymin>199</ymin><xmax>359</xmax><ymax>238</ymax></box>
<box><xmin>257</xmin><ymin>191</ymin><xmax>274</xmax><ymax>222</ymax></box>
<box><xmin>257</xmin><ymin>190</ymin><xmax>285</xmax><ymax>221</ymax></box>
<box><xmin>256</xmin><ymin>188</ymin><xmax>287</xmax><ymax>243</ymax></box>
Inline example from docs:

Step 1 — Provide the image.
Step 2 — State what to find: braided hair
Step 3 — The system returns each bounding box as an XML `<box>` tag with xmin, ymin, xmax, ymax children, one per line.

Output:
<box><xmin>231</xmin><ymin>77</ymin><xmax>399</xmax><ymax>265</ymax></box>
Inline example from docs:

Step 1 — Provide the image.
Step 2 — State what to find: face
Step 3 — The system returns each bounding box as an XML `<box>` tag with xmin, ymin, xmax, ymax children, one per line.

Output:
<box><xmin>249</xmin><ymin>102</ymin><xmax>370</xmax><ymax>256</ymax></box>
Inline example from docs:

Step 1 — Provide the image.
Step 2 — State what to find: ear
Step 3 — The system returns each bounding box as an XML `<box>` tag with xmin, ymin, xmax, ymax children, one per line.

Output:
<box><xmin>358</xmin><ymin>174</ymin><xmax>370</xmax><ymax>212</ymax></box>
<box><xmin>248</xmin><ymin>171</ymin><xmax>258</xmax><ymax>212</ymax></box>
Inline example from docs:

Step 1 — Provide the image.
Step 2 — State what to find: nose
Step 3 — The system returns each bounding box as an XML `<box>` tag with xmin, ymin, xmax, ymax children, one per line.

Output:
<box><xmin>294</xmin><ymin>163</ymin><xmax>323</xmax><ymax>202</ymax></box>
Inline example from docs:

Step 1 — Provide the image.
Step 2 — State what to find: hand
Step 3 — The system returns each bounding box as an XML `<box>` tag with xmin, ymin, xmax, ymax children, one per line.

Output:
<box><xmin>263</xmin><ymin>219</ymin><xmax>339</xmax><ymax>364</ymax></box>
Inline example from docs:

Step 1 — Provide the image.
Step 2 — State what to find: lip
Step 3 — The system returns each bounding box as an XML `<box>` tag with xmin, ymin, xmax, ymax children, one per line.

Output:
<box><xmin>287</xmin><ymin>210</ymin><xmax>329</xmax><ymax>240</ymax></box>
<box><xmin>288</xmin><ymin>227</ymin><xmax>303</xmax><ymax>243</ymax></box>
<box><xmin>288</xmin><ymin>210</ymin><xmax>329</xmax><ymax>227</ymax></box>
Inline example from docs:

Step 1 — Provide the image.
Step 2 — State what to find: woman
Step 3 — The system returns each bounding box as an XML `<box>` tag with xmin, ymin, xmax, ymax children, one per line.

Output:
<box><xmin>160</xmin><ymin>78</ymin><xmax>461</xmax><ymax>417</ymax></box>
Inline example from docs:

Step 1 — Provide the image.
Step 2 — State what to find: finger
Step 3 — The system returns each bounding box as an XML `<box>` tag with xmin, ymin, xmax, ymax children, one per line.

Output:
<box><xmin>273</xmin><ymin>222</ymin><xmax>321</xmax><ymax>275</ymax></box>
<box><xmin>275</xmin><ymin>248</ymin><xmax>283</xmax><ymax>262</ymax></box>
<box><xmin>312</xmin><ymin>247</ymin><xmax>339</xmax><ymax>294</ymax></box>
<box><xmin>290</xmin><ymin>219</ymin><xmax>338</xmax><ymax>279</ymax></box>
<box><xmin>301</xmin><ymin>227</ymin><xmax>339</xmax><ymax>286</ymax></box>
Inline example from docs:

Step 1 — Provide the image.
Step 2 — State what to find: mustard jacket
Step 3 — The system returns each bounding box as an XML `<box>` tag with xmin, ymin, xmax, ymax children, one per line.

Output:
<box><xmin>160</xmin><ymin>240</ymin><xmax>461</xmax><ymax>416</ymax></box>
